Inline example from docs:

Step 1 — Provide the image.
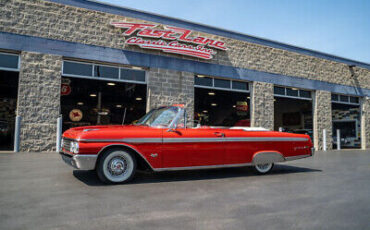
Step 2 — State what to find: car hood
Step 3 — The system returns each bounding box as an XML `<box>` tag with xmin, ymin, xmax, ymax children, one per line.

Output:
<box><xmin>62</xmin><ymin>125</ymin><xmax>162</xmax><ymax>141</ymax></box>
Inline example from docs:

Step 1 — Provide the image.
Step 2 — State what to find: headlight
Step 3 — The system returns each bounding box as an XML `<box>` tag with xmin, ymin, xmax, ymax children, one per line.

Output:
<box><xmin>70</xmin><ymin>141</ymin><xmax>79</xmax><ymax>154</ymax></box>
<box><xmin>60</xmin><ymin>138</ymin><xmax>64</xmax><ymax>148</ymax></box>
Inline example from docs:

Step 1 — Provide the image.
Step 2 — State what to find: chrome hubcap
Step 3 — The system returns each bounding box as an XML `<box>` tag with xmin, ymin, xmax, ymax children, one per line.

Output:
<box><xmin>257</xmin><ymin>164</ymin><xmax>270</xmax><ymax>170</ymax></box>
<box><xmin>108</xmin><ymin>157</ymin><xmax>127</xmax><ymax>176</ymax></box>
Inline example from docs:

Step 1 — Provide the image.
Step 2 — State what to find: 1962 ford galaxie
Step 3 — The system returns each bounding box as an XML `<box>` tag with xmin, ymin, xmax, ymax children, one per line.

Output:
<box><xmin>60</xmin><ymin>105</ymin><xmax>314</xmax><ymax>184</ymax></box>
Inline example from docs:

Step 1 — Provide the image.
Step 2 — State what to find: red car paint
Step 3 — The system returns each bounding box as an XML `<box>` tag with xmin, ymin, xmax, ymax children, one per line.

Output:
<box><xmin>62</xmin><ymin>124</ymin><xmax>313</xmax><ymax>170</ymax></box>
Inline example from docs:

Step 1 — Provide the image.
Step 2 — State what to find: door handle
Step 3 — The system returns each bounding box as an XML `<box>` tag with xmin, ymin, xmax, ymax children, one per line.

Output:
<box><xmin>214</xmin><ymin>132</ymin><xmax>225</xmax><ymax>137</ymax></box>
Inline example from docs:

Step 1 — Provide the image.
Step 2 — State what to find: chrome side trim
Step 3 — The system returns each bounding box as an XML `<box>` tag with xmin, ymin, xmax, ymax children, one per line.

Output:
<box><xmin>80</xmin><ymin>138</ymin><xmax>162</xmax><ymax>143</ymax></box>
<box><xmin>222</xmin><ymin>137</ymin><xmax>308</xmax><ymax>142</ymax></box>
<box><xmin>79</xmin><ymin>137</ymin><xmax>308</xmax><ymax>143</ymax></box>
<box><xmin>96</xmin><ymin>144</ymin><xmax>155</xmax><ymax>171</ymax></box>
<box><xmin>153</xmin><ymin>162</ymin><xmax>253</xmax><ymax>172</ymax></box>
<box><xmin>284</xmin><ymin>154</ymin><xmax>311</xmax><ymax>161</ymax></box>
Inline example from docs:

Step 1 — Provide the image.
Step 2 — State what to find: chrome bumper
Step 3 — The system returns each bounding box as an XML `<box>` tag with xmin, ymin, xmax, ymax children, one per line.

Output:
<box><xmin>59</xmin><ymin>152</ymin><xmax>97</xmax><ymax>170</ymax></box>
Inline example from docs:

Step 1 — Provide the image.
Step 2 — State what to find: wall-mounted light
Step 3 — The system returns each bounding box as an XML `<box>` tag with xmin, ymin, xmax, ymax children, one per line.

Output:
<box><xmin>211</xmin><ymin>103</ymin><xmax>217</xmax><ymax>106</ymax></box>
<box><xmin>135</xmin><ymin>97</ymin><xmax>142</xmax><ymax>101</ymax></box>
<box><xmin>208</xmin><ymin>92</ymin><xmax>215</xmax><ymax>96</ymax></box>
<box><xmin>233</xmin><ymin>105</ymin><xmax>236</xmax><ymax>108</ymax></box>
<box><xmin>116</xmin><ymin>105</ymin><xmax>122</xmax><ymax>108</ymax></box>
<box><xmin>203</xmin><ymin>110</ymin><xmax>208</xmax><ymax>113</ymax></box>
<box><xmin>90</xmin><ymin>94</ymin><xmax>97</xmax><ymax>97</ymax></box>
<box><xmin>107</xmin><ymin>82</ymin><xmax>116</xmax><ymax>86</ymax></box>
<box><xmin>197</xmin><ymin>75</ymin><xmax>205</xmax><ymax>78</ymax></box>
<box><xmin>131</xmin><ymin>66</ymin><xmax>143</xmax><ymax>70</ymax></box>
<box><xmin>77</xmin><ymin>102</ymin><xmax>84</xmax><ymax>105</ymax></box>
<box><xmin>291</xmin><ymin>88</ymin><xmax>299</xmax><ymax>90</ymax></box>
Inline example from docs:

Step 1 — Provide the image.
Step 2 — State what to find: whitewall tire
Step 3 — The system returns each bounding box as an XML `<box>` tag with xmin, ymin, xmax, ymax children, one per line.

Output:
<box><xmin>254</xmin><ymin>163</ymin><xmax>274</xmax><ymax>174</ymax></box>
<box><xmin>97</xmin><ymin>148</ymin><xmax>137</xmax><ymax>184</ymax></box>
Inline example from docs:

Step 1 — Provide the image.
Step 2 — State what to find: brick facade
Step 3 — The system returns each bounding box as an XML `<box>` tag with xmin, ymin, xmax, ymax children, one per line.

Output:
<box><xmin>313</xmin><ymin>91</ymin><xmax>333</xmax><ymax>151</ymax></box>
<box><xmin>361</xmin><ymin>97</ymin><xmax>370</xmax><ymax>150</ymax></box>
<box><xmin>1</xmin><ymin>0</ymin><xmax>369</xmax><ymax>89</ymax></box>
<box><xmin>250</xmin><ymin>82</ymin><xmax>274</xmax><ymax>130</ymax></box>
<box><xmin>147</xmin><ymin>68</ymin><xmax>194</xmax><ymax>122</ymax></box>
<box><xmin>17</xmin><ymin>52</ymin><xmax>62</xmax><ymax>151</ymax></box>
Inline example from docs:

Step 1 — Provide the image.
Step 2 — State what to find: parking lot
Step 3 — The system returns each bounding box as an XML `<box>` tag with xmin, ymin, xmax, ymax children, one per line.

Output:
<box><xmin>0</xmin><ymin>150</ymin><xmax>369</xmax><ymax>230</ymax></box>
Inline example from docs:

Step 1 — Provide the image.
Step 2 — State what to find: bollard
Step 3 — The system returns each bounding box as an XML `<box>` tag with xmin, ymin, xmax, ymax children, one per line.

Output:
<box><xmin>336</xmin><ymin>129</ymin><xmax>341</xmax><ymax>150</ymax></box>
<box><xmin>323</xmin><ymin>129</ymin><xmax>327</xmax><ymax>151</ymax></box>
<box><xmin>14</xmin><ymin>115</ymin><xmax>21</xmax><ymax>152</ymax></box>
<box><xmin>56</xmin><ymin>116</ymin><xmax>62</xmax><ymax>152</ymax></box>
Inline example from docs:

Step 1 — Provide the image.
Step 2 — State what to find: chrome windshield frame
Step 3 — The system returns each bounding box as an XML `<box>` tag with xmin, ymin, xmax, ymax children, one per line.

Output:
<box><xmin>136</xmin><ymin>106</ymin><xmax>186</xmax><ymax>129</ymax></box>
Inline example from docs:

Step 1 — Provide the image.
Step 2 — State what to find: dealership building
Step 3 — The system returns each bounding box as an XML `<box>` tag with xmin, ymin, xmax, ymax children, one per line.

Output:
<box><xmin>0</xmin><ymin>0</ymin><xmax>369</xmax><ymax>152</ymax></box>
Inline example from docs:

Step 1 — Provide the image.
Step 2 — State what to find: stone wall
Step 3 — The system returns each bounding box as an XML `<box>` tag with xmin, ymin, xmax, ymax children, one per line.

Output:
<box><xmin>250</xmin><ymin>82</ymin><xmax>274</xmax><ymax>130</ymax></box>
<box><xmin>361</xmin><ymin>97</ymin><xmax>370</xmax><ymax>149</ymax></box>
<box><xmin>147</xmin><ymin>68</ymin><xmax>194</xmax><ymax>122</ymax></box>
<box><xmin>313</xmin><ymin>91</ymin><xmax>333</xmax><ymax>150</ymax></box>
<box><xmin>17</xmin><ymin>52</ymin><xmax>62</xmax><ymax>151</ymax></box>
<box><xmin>0</xmin><ymin>0</ymin><xmax>369</xmax><ymax>89</ymax></box>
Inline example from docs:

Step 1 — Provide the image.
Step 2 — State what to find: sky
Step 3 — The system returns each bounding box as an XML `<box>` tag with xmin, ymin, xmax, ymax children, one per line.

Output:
<box><xmin>96</xmin><ymin>0</ymin><xmax>370</xmax><ymax>63</ymax></box>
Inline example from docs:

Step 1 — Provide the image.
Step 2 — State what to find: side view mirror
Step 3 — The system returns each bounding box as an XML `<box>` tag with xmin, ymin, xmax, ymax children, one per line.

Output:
<box><xmin>167</xmin><ymin>128</ymin><xmax>176</xmax><ymax>132</ymax></box>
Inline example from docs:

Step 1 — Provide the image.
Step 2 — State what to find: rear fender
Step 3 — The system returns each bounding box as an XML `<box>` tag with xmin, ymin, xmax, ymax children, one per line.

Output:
<box><xmin>252</xmin><ymin>151</ymin><xmax>285</xmax><ymax>165</ymax></box>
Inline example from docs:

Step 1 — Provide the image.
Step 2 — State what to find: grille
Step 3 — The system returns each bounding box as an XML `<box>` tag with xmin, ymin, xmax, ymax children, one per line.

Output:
<box><xmin>63</xmin><ymin>138</ymin><xmax>72</xmax><ymax>151</ymax></box>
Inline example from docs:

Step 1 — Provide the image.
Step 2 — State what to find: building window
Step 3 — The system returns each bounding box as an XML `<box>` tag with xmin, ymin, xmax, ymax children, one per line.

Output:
<box><xmin>232</xmin><ymin>81</ymin><xmax>249</xmax><ymax>91</ymax></box>
<box><xmin>332</xmin><ymin>93</ymin><xmax>360</xmax><ymax>105</ymax></box>
<box><xmin>63</xmin><ymin>61</ymin><xmax>93</xmax><ymax>77</ymax></box>
<box><xmin>94</xmin><ymin>65</ymin><xmax>119</xmax><ymax>79</ymax></box>
<box><xmin>0</xmin><ymin>53</ymin><xmax>19</xmax><ymax>71</ymax></box>
<box><xmin>274</xmin><ymin>86</ymin><xmax>285</xmax><ymax>95</ymax></box>
<box><xmin>274</xmin><ymin>86</ymin><xmax>312</xmax><ymax>100</ymax></box>
<box><xmin>194</xmin><ymin>75</ymin><xmax>249</xmax><ymax>92</ymax></box>
<box><xmin>62</xmin><ymin>60</ymin><xmax>146</xmax><ymax>84</ymax></box>
<box><xmin>214</xmin><ymin>78</ymin><xmax>231</xmax><ymax>89</ymax></box>
<box><xmin>194</xmin><ymin>75</ymin><xmax>213</xmax><ymax>87</ymax></box>
<box><xmin>286</xmin><ymin>88</ymin><xmax>299</xmax><ymax>97</ymax></box>
<box><xmin>120</xmin><ymin>68</ymin><xmax>146</xmax><ymax>82</ymax></box>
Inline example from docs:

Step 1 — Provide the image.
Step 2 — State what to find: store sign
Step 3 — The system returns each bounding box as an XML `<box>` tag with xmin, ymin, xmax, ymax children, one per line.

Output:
<box><xmin>69</xmin><ymin>109</ymin><xmax>83</xmax><ymax>122</ymax></box>
<box><xmin>111</xmin><ymin>22</ymin><xmax>228</xmax><ymax>60</ymax></box>
<box><xmin>61</xmin><ymin>83</ymin><xmax>71</xmax><ymax>96</ymax></box>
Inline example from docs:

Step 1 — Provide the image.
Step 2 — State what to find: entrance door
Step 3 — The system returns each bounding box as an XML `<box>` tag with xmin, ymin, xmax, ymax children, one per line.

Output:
<box><xmin>161</xmin><ymin>128</ymin><xmax>225</xmax><ymax>168</ymax></box>
<box><xmin>0</xmin><ymin>70</ymin><xmax>19</xmax><ymax>150</ymax></box>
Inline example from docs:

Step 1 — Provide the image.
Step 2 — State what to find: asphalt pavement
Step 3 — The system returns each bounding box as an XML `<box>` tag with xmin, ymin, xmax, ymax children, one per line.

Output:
<box><xmin>0</xmin><ymin>150</ymin><xmax>369</xmax><ymax>230</ymax></box>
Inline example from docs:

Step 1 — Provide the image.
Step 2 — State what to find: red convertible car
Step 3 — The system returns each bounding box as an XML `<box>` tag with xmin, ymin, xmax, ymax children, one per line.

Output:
<box><xmin>60</xmin><ymin>106</ymin><xmax>314</xmax><ymax>184</ymax></box>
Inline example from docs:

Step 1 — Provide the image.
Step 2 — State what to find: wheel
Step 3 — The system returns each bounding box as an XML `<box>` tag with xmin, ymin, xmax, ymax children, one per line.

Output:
<box><xmin>96</xmin><ymin>148</ymin><xmax>137</xmax><ymax>184</ymax></box>
<box><xmin>254</xmin><ymin>163</ymin><xmax>274</xmax><ymax>174</ymax></box>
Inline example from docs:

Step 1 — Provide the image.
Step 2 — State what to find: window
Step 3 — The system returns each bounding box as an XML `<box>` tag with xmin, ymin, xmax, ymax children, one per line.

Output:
<box><xmin>332</xmin><ymin>93</ymin><xmax>360</xmax><ymax>105</ymax></box>
<box><xmin>214</xmin><ymin>79</ymin><xmax>231</xmax><ymax>88</ymax></box>
<box><xmin>194</xmin><ymin>75</ymin><xmax>249</xmax><ymax>92</ymax></box>
<box><xmin>94</xmin><ymin>65</ymin><xmax>119</xmax><ymax>79</ymax></box>
<box><xmin>232</xmin><ymin>81</ymin><xmax>249</xmax><ymax>91</ymax></box>
<box><xmin>62</xmin><ymin>61</ymin><xmax>146</xmax><ymax>84</ymax></box>
<box><xmin>350</xmin><ymin>96</ymin><xmax>359</xmax><ymax>104</ymax></box>
<box><xmin>286</xmin><ymin>88</ymin><xmax>299</xmax><ymax>97</ymax></box>
<box><xmin>274</xmin><ymin>86</ymin><xmax>285</xmax><ymax>95</ymax></box>
<box><xmin>340</xmin><ymin>95</ymin><xmax>349</xmax><ymax>102</ymax></box>
<box><xmin>0</xmin><ymin>53</ymin><xmax>19</xmax><ymax>71</ymax></box>
<box><xmin>195</xmin><ymin>76</ymin><xmax>212</xmax><ymax>86</ymax></box>
<box><xmin>299</xmin><ymin>90</ymin><xmax>311</xmax><ymax>98</ymax></box>
<box><xmin>274</xmin><ymin>86</ymin><xmax>312</xmax><ymax>100</ymax></box>
<box><xmin>121</xmin><ymin>68</ymin><xmax>146</xmax><ymax>82</ymax></box>
<box><xmin>63</xmin><ymin>61</ymin><xmax>93</xmax><ymax>77</ymax></box>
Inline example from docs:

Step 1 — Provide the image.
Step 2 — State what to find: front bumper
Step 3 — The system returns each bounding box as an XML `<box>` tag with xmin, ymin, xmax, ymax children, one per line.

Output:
<box><xmin>60</xmin><ymin>152</ymin><xmax>97</xmax><ymax>170</ymax></box>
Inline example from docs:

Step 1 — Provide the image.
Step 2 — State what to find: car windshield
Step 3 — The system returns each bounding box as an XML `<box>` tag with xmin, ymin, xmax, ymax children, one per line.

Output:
<box><xmin>136</xmin><ymin>107</ymin><xmax>180</xmax><ymax>127</ymax></box>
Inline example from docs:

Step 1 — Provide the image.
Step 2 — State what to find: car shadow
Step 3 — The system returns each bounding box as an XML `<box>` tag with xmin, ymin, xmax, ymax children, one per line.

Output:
<box><xmin>73</xmin><ymin>164</ymin><xmax>322</xmax><ymax>186</ymax></box>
